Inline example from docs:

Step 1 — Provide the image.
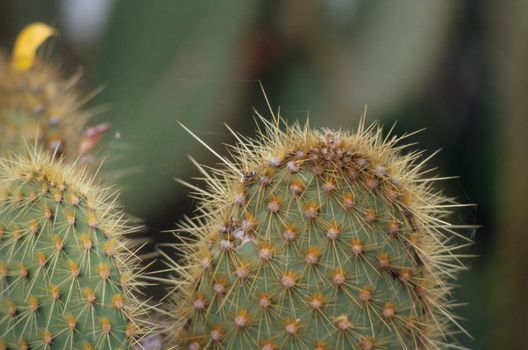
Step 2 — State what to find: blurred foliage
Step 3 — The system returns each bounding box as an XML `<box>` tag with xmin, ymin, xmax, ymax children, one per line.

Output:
<box><xmin>490</xmin><ymin>0</ymin><xmax>528</xmax><ymax>347</ymax></box>
<box><xmin>1</xmin><ymin>0</ymin><xmax>527</xmax><ymax>349</ymax></box>
<box><xmin>91</xmin><ymin>0</ymin><xmax>258</xmax><ymax>219</ymax></box>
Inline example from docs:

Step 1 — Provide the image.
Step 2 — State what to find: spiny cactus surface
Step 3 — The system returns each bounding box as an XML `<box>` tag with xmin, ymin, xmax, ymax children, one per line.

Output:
<box><xmin>0</xmin><ymin>149</ymin><xmax>150</xmax><ymax>349</ymax></box>
<box><xmin>168</xmin><ymin>115</ymin><xmax>470</xmax><ymax>349</ymax></box>
<box><xmin>0</xmin><ymin>23</ymin><xmax>106</xmax><ymax>162</ymax></box>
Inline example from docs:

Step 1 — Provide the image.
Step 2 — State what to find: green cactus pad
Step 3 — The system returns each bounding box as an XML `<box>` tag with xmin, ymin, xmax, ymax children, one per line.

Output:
<box><xmin>0</xmin><ymin>149</ymin><xmax>149</xmax><ymax>349</ymax></box>
<box><xmin>168</xmin><ymin>117</ymin><xmax>470</xmax><ymax>349</ymax></box>
<box><xmin>0</xmin><ymin>54</ymin><xmax>89</xmax><ymax>161</ymax></box>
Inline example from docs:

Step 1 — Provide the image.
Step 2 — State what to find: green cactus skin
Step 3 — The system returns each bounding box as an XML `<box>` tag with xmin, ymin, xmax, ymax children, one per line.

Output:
<box><xmin>0</xmin><ymin>53</ymin><xmax>90</xmax><ymax>161</ymax></box>
<box><xmin>167</xmin><ymin>116</ymin><xmax>470</xmax><ymax>349</ymax></box>
<box><xmin>0</xmin><ymin>149</ymin><xmax>151</xmax><ymax>349</ymax></box>
<box><xmin>0</xmin><ymin>22</ymin><xmax>108</xmax><ymax>164</ymax></box>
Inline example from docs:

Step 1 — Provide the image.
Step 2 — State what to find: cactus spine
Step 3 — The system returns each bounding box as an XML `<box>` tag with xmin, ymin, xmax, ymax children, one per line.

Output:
<box><xmin>0</xmin><ymin>148</ymin><xmax>151</xmax><ymax>349</ymax></box>
<box><xmin>166</xmin><ymin>115</ymin><xmax>470</xmax><ymax>349</ymax></box>
<box><xmin>0</xmin><ymin>23</ymin><xmax>107</xmax><ymax>162</ymax></box>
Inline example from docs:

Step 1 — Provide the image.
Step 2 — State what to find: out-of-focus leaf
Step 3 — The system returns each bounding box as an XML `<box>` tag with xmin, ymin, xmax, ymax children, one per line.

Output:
<box><xmin>269</xmin><ymin>0</ymin><xmax>456</xmax><ymax>126</ymax></box>
<box><xmin>91</xmin><ymin>0</ymin><xmax>258</xmax><ymax>217</ymax></box>
<box><xmin>490</xmin><ymin>0</ymin><xmax>528</xmax><ymax>348</ymax></box>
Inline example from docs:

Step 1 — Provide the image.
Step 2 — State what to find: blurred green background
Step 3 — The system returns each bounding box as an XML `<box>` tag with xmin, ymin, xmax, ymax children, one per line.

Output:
<box><xmin>1</xmin><ymin>1</ymin><xmax>527</xmax><ymax>348</ymax></box>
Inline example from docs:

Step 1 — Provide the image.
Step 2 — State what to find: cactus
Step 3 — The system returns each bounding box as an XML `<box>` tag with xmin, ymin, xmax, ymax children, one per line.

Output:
<box><xmin>0</xmin><ymin>23</ymin><xmax>108</xmax><ymax>162</ymax></box>
<box><xmin>0</xmin><ymin>148</ymin><xmax>152</xmax><ymax>349</ymax></box>
<box><xmin>166</xmin><ymin>114</ymin><xmax>470</xmax><ymax>349</ymax></box>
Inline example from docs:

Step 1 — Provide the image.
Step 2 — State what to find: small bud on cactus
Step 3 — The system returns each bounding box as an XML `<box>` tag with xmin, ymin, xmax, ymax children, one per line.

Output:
<box><xmin>0</xmin><ymin>23</ymin><xmax>107</xmax><ymax>161</ymax></box>
<box><xmin>166</xmin><ymin>115</ymin><xmax>471</xmax><ymax>349</ymax></box>
<box><xmin>0</xmin><ymin>148</ymin><xmax>151</xmax><ymax>349</ymax></box>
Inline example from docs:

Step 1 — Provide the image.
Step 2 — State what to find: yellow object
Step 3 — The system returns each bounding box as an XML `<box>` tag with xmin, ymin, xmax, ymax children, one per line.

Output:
<box><xmin>11</xmin><ymin>22</ymin><xmax>56</xmax><ymax>71</ymax></box>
